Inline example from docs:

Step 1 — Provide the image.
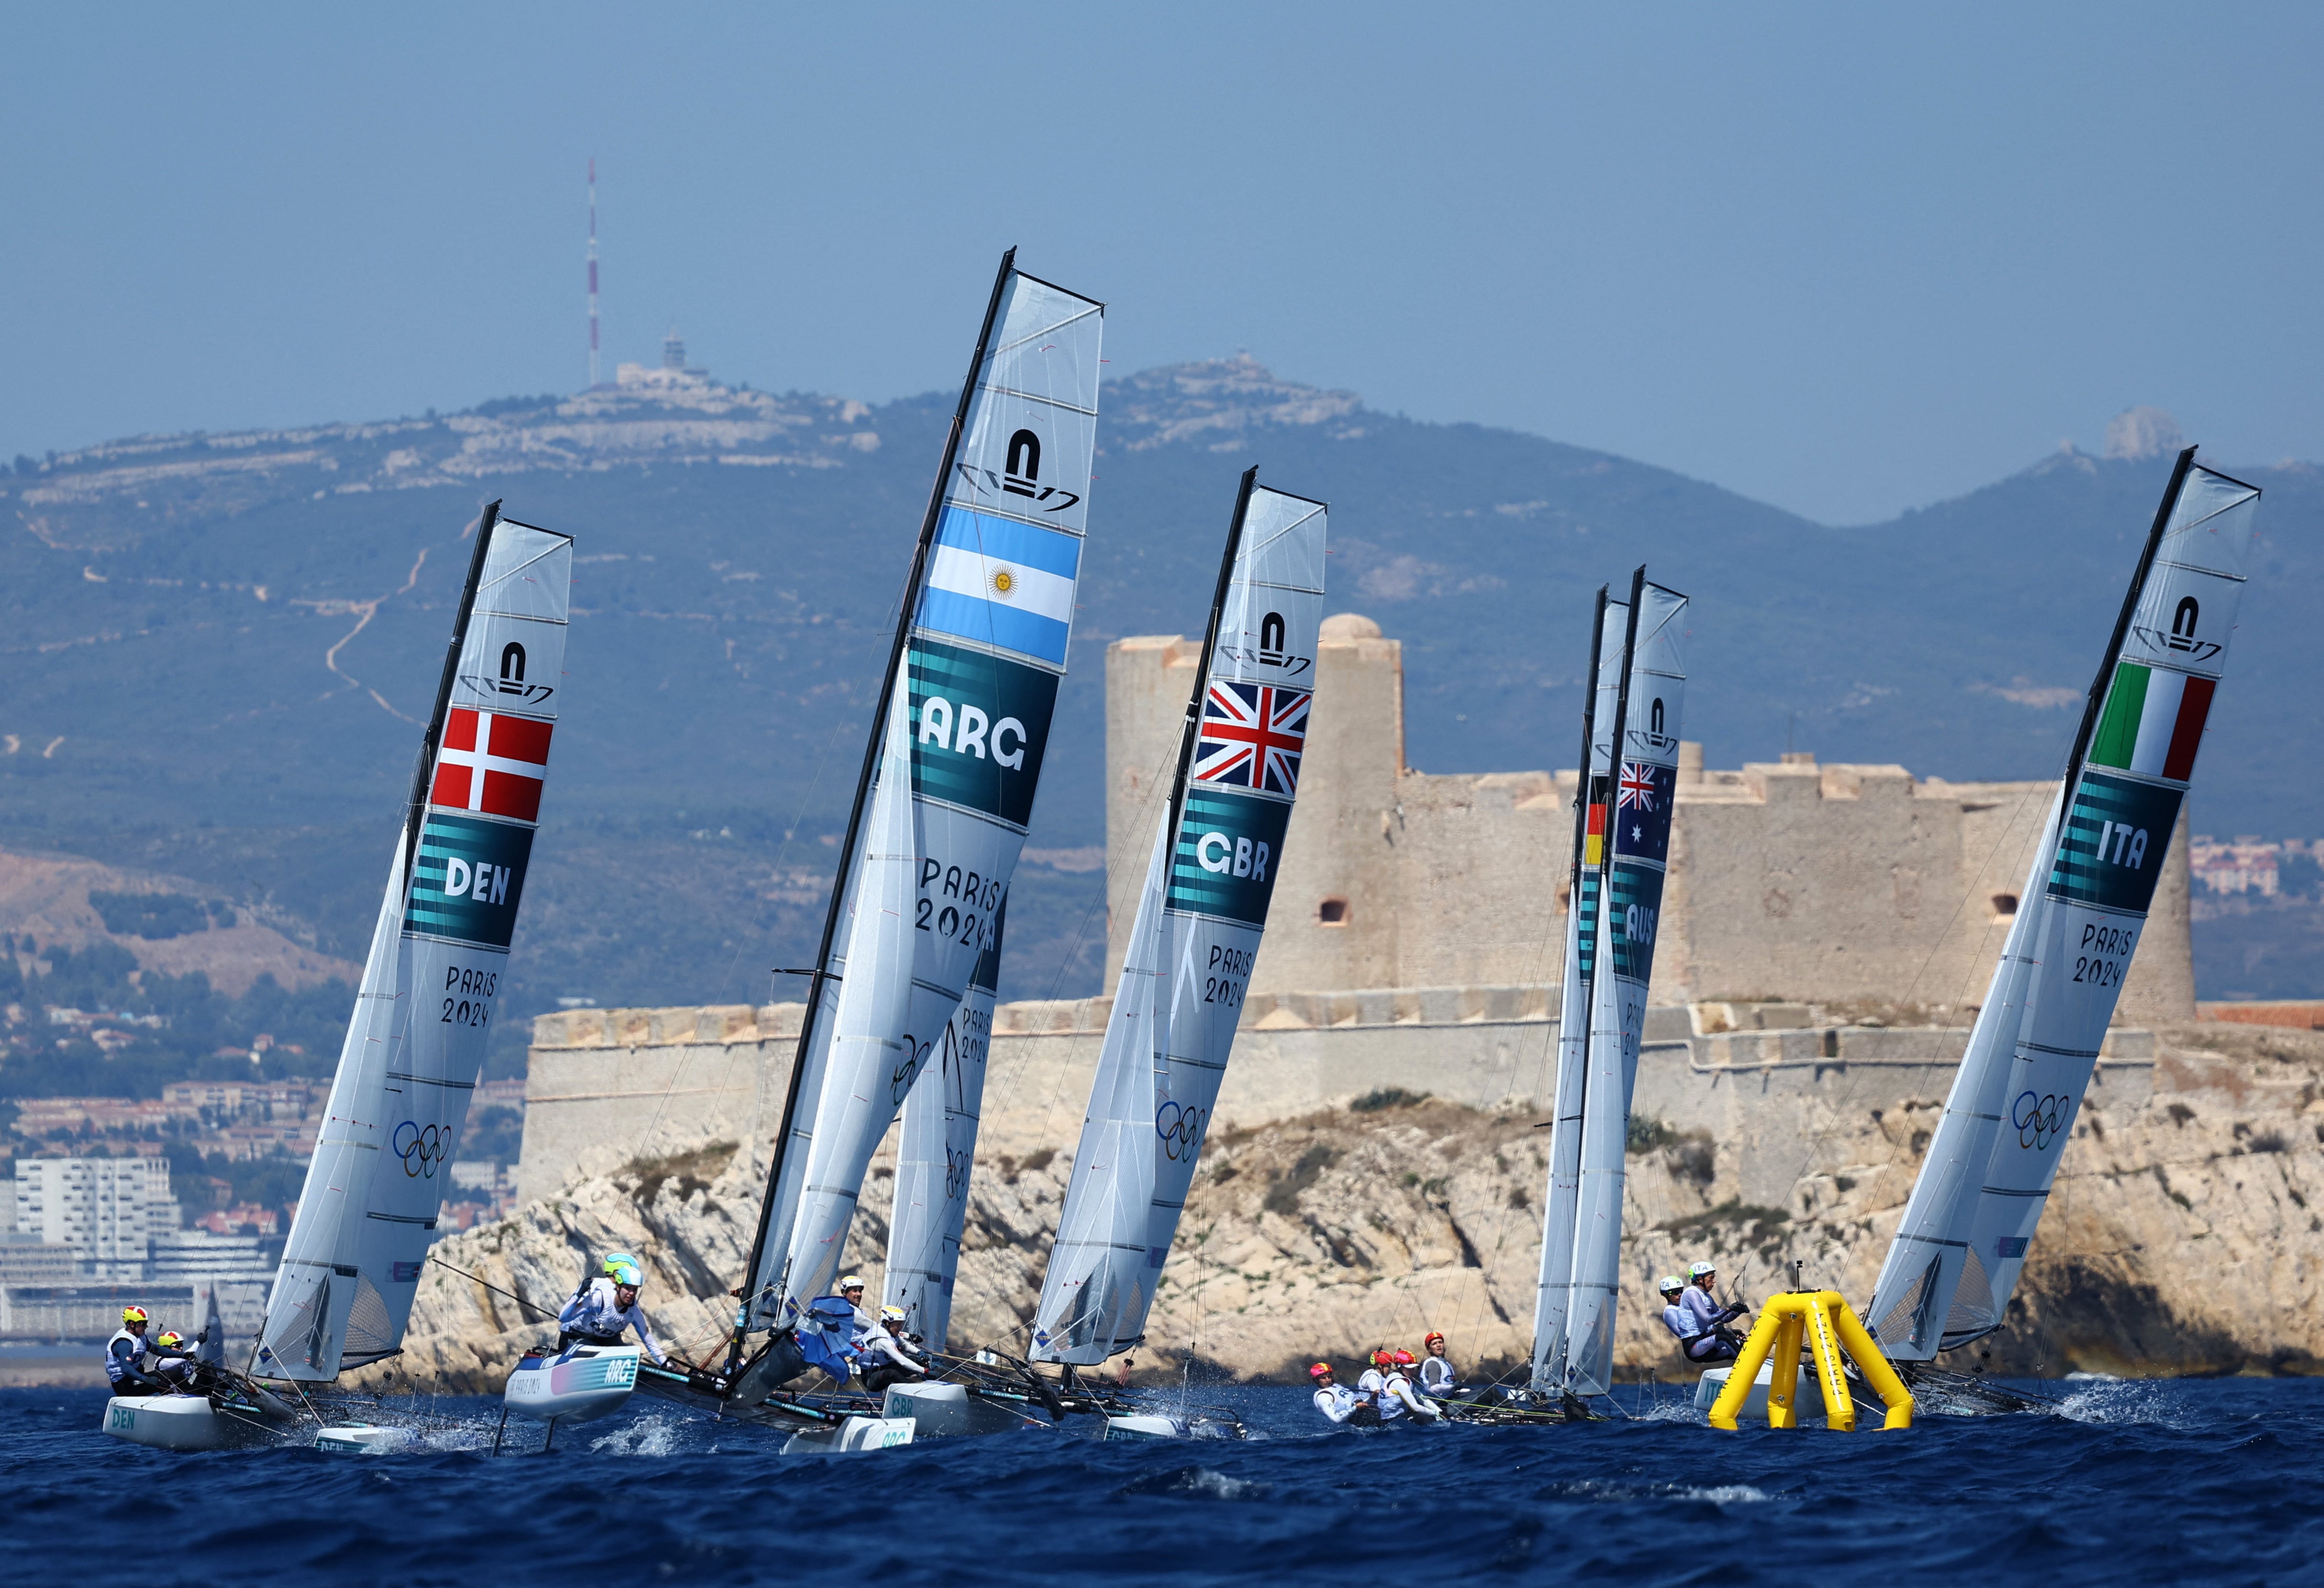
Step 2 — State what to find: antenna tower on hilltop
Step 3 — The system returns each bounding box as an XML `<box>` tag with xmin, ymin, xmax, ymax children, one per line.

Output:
<box><xmin>587</xmin><ymin>158</ymin><xmax>601</xmax><ymax>388</ymax></box>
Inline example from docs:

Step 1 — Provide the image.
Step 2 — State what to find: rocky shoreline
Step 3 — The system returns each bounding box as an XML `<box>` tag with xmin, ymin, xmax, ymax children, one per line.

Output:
<box><xmin>361</xmin><ymin>1022</ymin><xmax>2324</xmax><ymax>1395</ymax></box>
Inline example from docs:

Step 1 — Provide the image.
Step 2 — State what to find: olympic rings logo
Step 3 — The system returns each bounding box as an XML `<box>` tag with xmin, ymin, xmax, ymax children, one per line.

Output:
<box><xmin>2012</xmin><ymin>1090</ymin><xmax>2067</xmax><ymax>1151</ymax></box>
<box><xmin>1156</xmin><ymin>1101</ymin><xmax>1210</xmax><ymax>1163</ymax></box>
<box><xmin>889</xmin><ymin>1035</ymin><xmax>931</xmax><ymax>1106</ymax></box>
<box><xmin>392</xmin><ymin>1120</ymin><xmax>447</xmax><ymax>1178</ymax></box>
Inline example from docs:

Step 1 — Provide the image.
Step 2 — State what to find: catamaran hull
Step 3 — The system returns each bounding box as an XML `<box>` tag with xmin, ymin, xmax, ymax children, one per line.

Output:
<box><xmin>782</xmin><ymin>1415</ymin><xmax>916</xmax><ymax>1454</ymax></box>
<box><xmin>101</xmin><ymin>1394</ymin><xmax>290</xmax><ymax>1451</ymax></box>
<box><xmin>881</xmin><ymin>1381</ymin><xmax>1028</xmax><ymax>1438</ymax></box>
<box><xmin>503</xmin><ymin>1345</ymin><xmax>641</xmax><ymax>1424</ymax></box>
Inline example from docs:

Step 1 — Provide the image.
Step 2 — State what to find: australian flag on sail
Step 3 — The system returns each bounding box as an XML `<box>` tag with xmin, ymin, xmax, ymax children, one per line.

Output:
<box><xmin>1612</xmin><ymin>760</ymin><xmax>1675</xmax><ymax>863</ymax></box>
<box><xmin>1193</xmin><ymin>682</ymin><xmax>1309</xmax><ymax>795</ymax></box>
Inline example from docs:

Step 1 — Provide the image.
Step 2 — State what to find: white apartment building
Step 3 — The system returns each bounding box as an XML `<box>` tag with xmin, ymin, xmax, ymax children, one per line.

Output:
<box><xmin>12</xmin><ymin>1157</ymin><xmax>177</xmax><ymax>1274</ymax></box>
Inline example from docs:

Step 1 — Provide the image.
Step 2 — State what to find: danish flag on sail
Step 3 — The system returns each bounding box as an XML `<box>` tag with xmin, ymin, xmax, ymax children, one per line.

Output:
<box><xmin>430</xmin><ymin>709</ymin><xmax>553</xmax><ymax>822</ymax></box>
<box><xmin>1193</xmin><ymin>681</ymin><xmax>1310</xmax><ymax>795</ymax></box>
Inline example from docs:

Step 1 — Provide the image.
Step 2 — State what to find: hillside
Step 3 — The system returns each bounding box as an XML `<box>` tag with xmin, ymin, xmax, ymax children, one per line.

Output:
<box><xmin>3</xmin><ymin>359</ymin><xmax>2318</xmax><ymax>1067</ymax></box>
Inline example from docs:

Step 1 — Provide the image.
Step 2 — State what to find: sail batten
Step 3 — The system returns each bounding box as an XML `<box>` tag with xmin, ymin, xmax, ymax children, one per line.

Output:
<box><xmin>256</xmin><ymin>510</ymin><xmax>572</xmax><ymax>1381</ymax></box>
<box><xmin>1029</xmin><ymin>478</ymin><xmax>1326</xmax><ymax>1366</ymax></box>
<box><xmin>1867</xmin><ymin>455</ymin><xmax>2261</xmax><ymax>1360</ymax></box>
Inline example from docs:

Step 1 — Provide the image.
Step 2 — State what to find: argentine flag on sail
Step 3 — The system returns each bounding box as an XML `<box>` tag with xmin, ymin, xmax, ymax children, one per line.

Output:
<box><xmin>917</xmin><ymin>507</ymin><xmax>1080</xmax><ymax>667</ymax></box>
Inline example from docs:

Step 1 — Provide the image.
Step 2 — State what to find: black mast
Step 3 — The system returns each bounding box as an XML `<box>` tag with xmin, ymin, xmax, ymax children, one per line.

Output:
<box><xmin>2056</xmin><ymin>445</ymin><xmax>2198</xmax><ymax>811</ymax></box>
<box><xmin>733</xmin><ymin>249</ymin><xmax>1020</xmax><ymax>1339</ymax></box>
<box><xmin>400</xmin><ymin>500</ymin><xmax>501</xmax><ymax>881</ymax></box>
<box><xmin>1163</xmin><ymin>467</ymin><xmax>1258</xmax><ymax>840</ymax></box>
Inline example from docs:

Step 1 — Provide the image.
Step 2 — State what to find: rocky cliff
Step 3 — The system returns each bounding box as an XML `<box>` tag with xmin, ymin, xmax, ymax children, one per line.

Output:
<box><xmin>367</xmin><ymin>1022</ymin><xmax>2324</xmax><ymax>1394</ymax></box>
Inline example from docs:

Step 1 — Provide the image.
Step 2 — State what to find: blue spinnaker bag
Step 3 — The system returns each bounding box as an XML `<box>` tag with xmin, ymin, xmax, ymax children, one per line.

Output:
<box><xmin>797</xmin><ymin>1295</ymin><xmax>859</xmax><ymax>1378</ymax></box>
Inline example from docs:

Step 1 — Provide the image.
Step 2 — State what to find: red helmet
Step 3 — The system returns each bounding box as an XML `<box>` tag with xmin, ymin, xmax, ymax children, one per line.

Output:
<box><xmin>1370</xmin><ymin>1348</ymin><xmax>1394</xmax><ymax>1368</ymax></box>
<box><xmin>1424</xmin><ymin>1331</ymin><xmax>1445</xmax><ymax>1347</ymax></box>
<box><xmin>1391</xmin><ymin>1350</ymin><xmax>1417</xmax><ymax>1366</ymax></box>
<box><xmin>1308</xmin><ymin>1362</ymin><xmax>1334</xmax><ymax>1380</ymax></box>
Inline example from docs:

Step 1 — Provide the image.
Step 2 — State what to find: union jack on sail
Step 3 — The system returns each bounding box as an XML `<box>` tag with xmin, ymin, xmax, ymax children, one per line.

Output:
<box><xmin>1617</xmin><ymin>760</ymin><xmax>1657</xmax><ymax>812</ymax></box>
<box><xmin>1193</xmin><ymin>681</ymin><xmax>1309</xmax><ymax>795</ymax></box>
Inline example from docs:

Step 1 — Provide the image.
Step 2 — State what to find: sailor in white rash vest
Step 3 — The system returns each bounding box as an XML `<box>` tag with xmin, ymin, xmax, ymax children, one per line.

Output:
<box><xmin>856</xmin><ymin>1305</ymin><xmax>931</xmax><ymax>1394</ymax></box>
<box><xmin>104</xmin><ymin>1307</ymin><xmax>170</xmax><ymax>1395</ymax></box>
<box><xmin>558</xmin><ymin>1253</ymin><xmax>670</xmax><ymax>1366</ymax></box>
<box><xmin>1308</xmin><ymin>1362</ymin><xmax>1379</xmax><ymax>1426</ymax></box>
<box><xmin>1381</xmin><ymin>1350</ymin><xmax>1443</xmax><ymax>1423</ymax></box>
<box><xmin>1356</xmin><ymin>1348</ymin><xmax>1390</xmax><ymax>1412</ymax></box>
<box><xmin>1418</xmin><ymin>1332</ymin><xmax>1457</xmax><ymax>1398</ymax></box>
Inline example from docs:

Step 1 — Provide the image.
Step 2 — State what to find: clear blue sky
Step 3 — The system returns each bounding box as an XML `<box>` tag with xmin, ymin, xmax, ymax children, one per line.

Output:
<box><xmin>3</xmin><ymin>2</ymin><xmax>2317</xmax><ymax>524</ymax></box>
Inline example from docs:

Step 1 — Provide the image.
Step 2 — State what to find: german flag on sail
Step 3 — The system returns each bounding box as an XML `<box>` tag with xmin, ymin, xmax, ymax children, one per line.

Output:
<box><xmin>1582</xmin><ymin>803</ymin><xmax>1607</xmax><ymax>866</ymax></box>
<box><xmin>2089</xmin><ymin>662</ymin><xmax>2213</xmax><ymax>782</ymax></box>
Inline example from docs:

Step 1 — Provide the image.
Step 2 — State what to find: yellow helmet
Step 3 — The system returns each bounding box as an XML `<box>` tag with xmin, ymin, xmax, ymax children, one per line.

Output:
<box><xmin>122</xmin><ymin>1306</ymin><xmax>149</xmax><ymax>1325</ymax></box>
<box><xmin>156</xmin><ymin>1331</ymin><xmax>185</xmax><ymax>1351</ymax></box>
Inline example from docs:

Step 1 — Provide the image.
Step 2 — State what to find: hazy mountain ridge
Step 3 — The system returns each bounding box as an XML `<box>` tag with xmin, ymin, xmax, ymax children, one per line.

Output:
<box><xmin>2</xmin><ymin>360</ymin><xmax>2316</xmax><ymax>1060</ymax></box>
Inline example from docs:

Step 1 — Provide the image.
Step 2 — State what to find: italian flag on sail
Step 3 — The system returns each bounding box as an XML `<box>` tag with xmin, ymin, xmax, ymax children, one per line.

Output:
<box><xmin>2089</xmin><ymin>661</ymin><xmax>2214</xmax><ymax>782</ymax></box>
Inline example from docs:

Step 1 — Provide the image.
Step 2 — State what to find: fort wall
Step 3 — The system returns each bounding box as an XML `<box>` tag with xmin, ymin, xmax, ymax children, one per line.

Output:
<box><xmin>1104</xmin><ymin>614</ymin><xmax>2194</xmax><ymax>1021</ymax></box>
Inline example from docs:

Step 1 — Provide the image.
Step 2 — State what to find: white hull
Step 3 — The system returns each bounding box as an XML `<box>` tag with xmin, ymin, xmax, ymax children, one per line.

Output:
<box><xmin>502</xmin><ymin>1344</ymin><xmax>641</xmax><ymax>1424</ymax></box>
<box><xmin>881</xmin><ymin>1380</ymin><xmax>1027</xmax><ymax>1438</ymax></box>
<box><xmin>781</xmin><ymin>1415</ymin><xmax>917</xmax><ymax>1454</ymax></box>
<box><xmin>1102</xmin><ymin>1413</ymin><xmax>1185</xmax><ymax>1441</ymax></box>
<box><xmin>101</xmin><ymin>1394</ymin><xmax>287</xmax><ymax>1451</ymax></box>
<box><xmin>315</xmin><ymin>1424</ymin><xmax>413</xmax><ymax>1454</ymax></box>
<box><xmin>1694</xmin><ymin>1363</ymin><xmax>1834</xmax><ymax>1425</ymax></box>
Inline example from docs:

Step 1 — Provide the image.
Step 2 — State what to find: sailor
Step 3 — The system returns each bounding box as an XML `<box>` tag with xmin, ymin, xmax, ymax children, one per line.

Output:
<box><xmin>104</xmin><ymin>1306</ymin><xmax>170</xmax><ymax>1396</ymax></box>
<box><xmin>1657</xmin><ymin>1275</ymin><xmax>1693</xmax><ymax>1344</ymax></box>
<box><xmin>856</xmin><ymin>1305</ymin><xmax>931</xmax><ymax>1394</ymax></box>
<box><xmin>557</xmin><ymin>1253</ymin><xmax>671</xmax><ymax>1366</ymax></box>
<box><xmin>151</xmin><ymin>1329</ymin><xmax>202</xmax><ymax>1390</ymax></box>
<box><xmin>1682</xmin><ymin>1261</ymin><xmax>1749</xmax><ymax>1346</ymax></box>
<box><xmin>1356</xmin><ymin>1347</ymin><xmax>1391</xmax><ymax>1410</ymax></box>
<box><xmin>1309</xmin><ymin>1362</ymin><xmax>1379</xmax><ymax>1426</ymax></box>
<box><xmin>1380</xmin><ymin>1349</ymin><xmax>1443</xmax><ymax>1423</ymax></box>
<box><xmin>836</xmin><ymin>1274</ymin><xmax>877</xmax><ymax>1353</ymax></box>
<box><xmin>1661</xmin><ymin>1265</ymin><xmax>1746</xmax><ymax>1363</ymax></box>
<box><xmin>1417</xmin><ymin>1332</ymin><xmax>1457</xmax><ymax>1398</ymax></box>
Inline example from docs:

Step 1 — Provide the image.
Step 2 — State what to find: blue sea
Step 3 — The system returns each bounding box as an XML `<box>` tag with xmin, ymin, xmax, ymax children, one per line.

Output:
<box><xmin>14</xmin><ymin>1379</ymin><xmax>2323</xmax><ymax>1585</ymax></box>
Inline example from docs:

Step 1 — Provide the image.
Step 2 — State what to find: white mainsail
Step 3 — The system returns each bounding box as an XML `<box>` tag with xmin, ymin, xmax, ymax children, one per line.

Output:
<box><xmin>749</xmin><ymin>263</ymin><xmax>1104</xmax><ymax>1315</ymax></box>
<box><xmin>883</xmin><ymin>904</ymin><xmax>1004</xmax><ymax>1351</ymax></box>
<box><xmin>1030</xmin><ymin>478</ymin><xmax>1326</xmax><ymax>1366</ymax></box>
<box><xmin>1529</xmin><ymin>589</ymin><xmax>1622</xmax><ymax>1391</ymax></box>
<box><xmin>1867</xmin><ymin>456</ymin><xmax>2260</xmax><ymax>1359</ymax></box>
<box><xmin>257</xmin><ymin>510</ymin><xmax>572</xmax><ymax>1380</ymax></box>
<box><xmin>1562</xmin><ymin>577</ymin><xmax>1689</xmax><ymax>1396</ymax></box>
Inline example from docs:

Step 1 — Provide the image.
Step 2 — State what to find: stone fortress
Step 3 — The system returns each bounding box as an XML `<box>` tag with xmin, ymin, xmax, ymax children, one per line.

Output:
<box><xmin>443</xmin><ymin>613</ymin><xmax>2324</xmax><ymax>1388</ymax></box>
<box><xmin>519</xmin><ymin>610</ymin><xmax>2192</xmax><ymax>1207</ymax></box>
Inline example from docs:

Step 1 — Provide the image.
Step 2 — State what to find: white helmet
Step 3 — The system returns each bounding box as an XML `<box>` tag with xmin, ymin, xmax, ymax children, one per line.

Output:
<box><xmin>879</xmin><ymin>1304</ymin><xmax>907</xmax><ymax>1324</ymax></box>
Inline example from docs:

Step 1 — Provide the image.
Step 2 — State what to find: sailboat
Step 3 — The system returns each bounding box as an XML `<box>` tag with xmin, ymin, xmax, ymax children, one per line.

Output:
<box><xmin>614</xmin><ymin>250</ymin><xmax>1104</xmax><ymax>1448</ymax></box>
<box><xmin>1019</xmin><ymin>469</ymin><xmax>1326</xmax><ymax>1440</ymax></box>
<box><xmin>1468</xmin><ymin>570</ymin><xmax>1687</xmax><ymax>1423</ymax></box>
<box><xmin>104</xmin><ymin>503</ymin><xmax>574</xmax><ymax>1451</ymax></box>
<box><xmin>1849</xmin><ymin>449</ymin><xmax>2261</xmax><ymax>1410</ymax></box>
<box><xmin>871</xmin><ymin>908</ymin><xmax>1029</xmax><ymax>1438</ymax></box>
